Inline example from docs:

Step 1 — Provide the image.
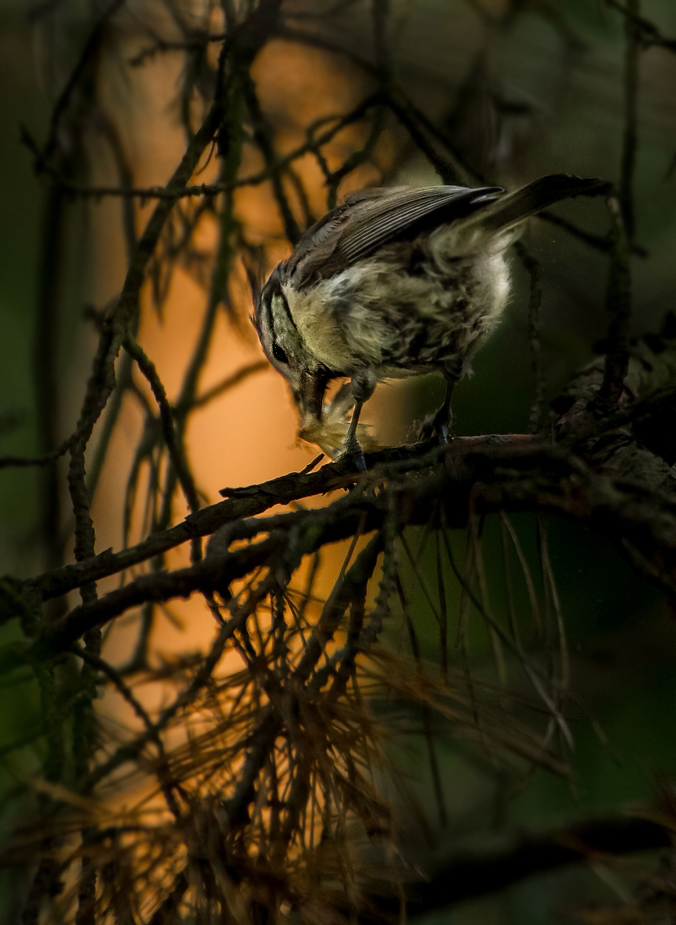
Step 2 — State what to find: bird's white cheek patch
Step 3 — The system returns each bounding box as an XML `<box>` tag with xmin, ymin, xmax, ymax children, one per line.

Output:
<box><xmin>269</xmin><ymin>294</ymin><xmax>297</xmax><ymax>347</ymax></box>
<box><xmin>283</xmin><ymin>280</ymin><xmax>354</xmax><ymax>371</ymax></box>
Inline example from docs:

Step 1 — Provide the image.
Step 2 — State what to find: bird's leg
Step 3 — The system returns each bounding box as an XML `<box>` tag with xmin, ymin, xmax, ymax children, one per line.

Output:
<box><xmin>343</xmin><ymin>371</ymin><xmax>376</xmax><ymax>469</ymax></box>
<box><xmin>345</xmin><ymin>399</ymin><xmax>365</xmax><ymax>462</ymax></box>
<box><xmin>437</xmin><ymin>360</ymin><xmax>463</xmax><ymax>443</ymax></box>
<box><xmin>418</xmin><ymin>359</ymin><xmax>463</xmax><ymax>444</ymax></box>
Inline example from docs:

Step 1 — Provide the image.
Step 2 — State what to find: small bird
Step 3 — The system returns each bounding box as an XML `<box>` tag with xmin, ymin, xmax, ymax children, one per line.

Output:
<box><xmin>254</xmin><ymin>174</ymin><xmax>605</xmax><ymax>461</ymax></box>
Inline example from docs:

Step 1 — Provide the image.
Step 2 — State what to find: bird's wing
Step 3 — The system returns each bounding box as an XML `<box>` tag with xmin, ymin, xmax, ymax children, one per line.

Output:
<box><xmin>337</xmin><ymin>185</ymin><xmax>502</xmax><ymax>264</ymax></box>
<box><xmin>285</xmin><ymin>185</ymin><xmax>500</xmax><ymax>286</ymax></box>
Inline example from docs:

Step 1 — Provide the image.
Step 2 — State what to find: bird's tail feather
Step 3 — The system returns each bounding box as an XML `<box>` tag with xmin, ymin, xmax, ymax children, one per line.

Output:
<box><xmin>473</xmin><ymin>174</ymin><xmax>609</xmax><ymax>234</ymax></box>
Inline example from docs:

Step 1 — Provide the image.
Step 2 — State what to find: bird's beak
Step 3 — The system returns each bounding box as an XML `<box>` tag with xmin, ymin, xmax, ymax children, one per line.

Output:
<box><xmin>293</xmin><ymin>370</ymin><xmax>329</xmax><ymax>424</ymax></box>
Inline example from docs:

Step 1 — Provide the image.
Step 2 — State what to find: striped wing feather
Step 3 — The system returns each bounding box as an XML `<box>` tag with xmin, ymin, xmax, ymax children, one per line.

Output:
<box><xmin>281</xmin><ymin>176</ymin><xmax>605</xmax><ymax>287</ymax></box>
<box><xmin>337</xmin><ymin>185</ymin><xmax>502</xmax><ymax>263</ymax></box>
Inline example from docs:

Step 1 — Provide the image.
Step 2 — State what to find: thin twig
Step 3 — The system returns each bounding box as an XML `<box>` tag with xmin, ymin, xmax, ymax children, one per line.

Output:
<box><xmin>123</xmin><ymin>337</ymin><xmax>201</xmax><ymax>518</ymax></box>
<box><xmin>514</xmin><ymin>242</ymin><xmax>545</xmax><ymax>433</ymax></box>
<box><xmin>596</xmin><ymin>196</ymin><xmax>632</xmax><ymax>411</ymax></box>
<box><xmin>619</xmin><ymin>0</ymin><xmax>640</xmax><ymax>242</ymax></box>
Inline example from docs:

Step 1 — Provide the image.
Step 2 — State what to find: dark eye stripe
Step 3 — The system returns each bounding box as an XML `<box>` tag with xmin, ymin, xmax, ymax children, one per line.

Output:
<box><xmin>259</xmin><ymin>286</ymin><xmax>276</xmax><ymax>351</ymax></box>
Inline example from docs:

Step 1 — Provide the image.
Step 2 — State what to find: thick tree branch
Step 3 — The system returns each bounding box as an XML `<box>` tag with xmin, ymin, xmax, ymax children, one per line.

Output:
<box><xmin>347</xmin><ymin>815</ymin><xmax>671</xmax><ymax>920</ymax></box>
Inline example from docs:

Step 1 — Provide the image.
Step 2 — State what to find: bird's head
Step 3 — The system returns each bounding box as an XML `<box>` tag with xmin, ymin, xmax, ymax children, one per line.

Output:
<box><xmin>254</xmin><ymin>264</ymin><xmax>330</xmax><ymax>425</ymax></box>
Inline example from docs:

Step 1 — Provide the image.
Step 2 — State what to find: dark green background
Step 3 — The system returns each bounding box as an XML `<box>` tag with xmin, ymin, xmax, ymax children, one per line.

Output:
<box><xmin>1</xmin><ymin>1</ymin><xmax>676</xmax><ymax>922</ymax></box>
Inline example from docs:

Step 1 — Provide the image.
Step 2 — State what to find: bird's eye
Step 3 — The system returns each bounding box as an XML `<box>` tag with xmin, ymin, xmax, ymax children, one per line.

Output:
<box><xmin>273</xmin><ymin>344</ymin><xmax>289</xmax><ymax>365</ymax></box>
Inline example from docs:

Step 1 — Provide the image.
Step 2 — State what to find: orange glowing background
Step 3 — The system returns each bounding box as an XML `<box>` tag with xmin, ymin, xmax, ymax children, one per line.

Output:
<box><xmin>77</xmin><ymin>28</ymin><xmax>401</xmax><ymax>726</ymax></box>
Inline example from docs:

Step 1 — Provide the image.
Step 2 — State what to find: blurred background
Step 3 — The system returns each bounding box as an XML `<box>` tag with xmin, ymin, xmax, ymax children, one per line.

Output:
<box><xmin>1</xmin><ymin>0</ymin><xmax>676</xmax><ymax>922</ymax></box>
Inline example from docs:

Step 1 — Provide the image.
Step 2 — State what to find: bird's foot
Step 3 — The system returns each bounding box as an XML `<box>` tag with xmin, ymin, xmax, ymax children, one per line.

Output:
<box><xmin>437</xmin><ymin>422</ymin><xmax>450</xmax><ymax>446</ymax></box>
<box><xmin>340</xmin><ymin>447</ymin><xmax>366</xmax><ymax>472</ymax></box>
<box><xmin>341</xmin><ymin>436</ymin><xmax>367</xmax><ymax>472</ymax></box>
<box><xmin>416</xmin><ymin>407</ymin><xmax>453</xmax><ymax>445</ymax></box>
